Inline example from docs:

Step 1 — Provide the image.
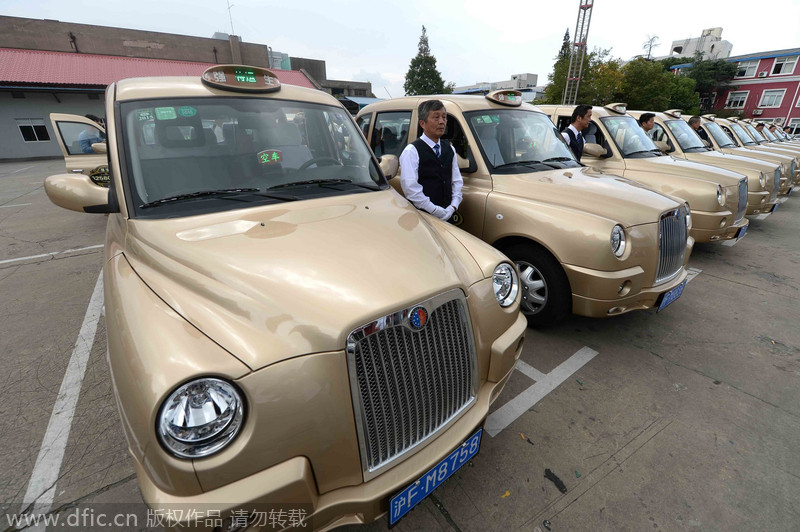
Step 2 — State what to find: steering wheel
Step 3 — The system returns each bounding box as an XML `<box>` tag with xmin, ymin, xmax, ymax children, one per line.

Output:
<box><xmin>297</xmin><ymin>157</ymin><xmax>341</xmax><ymax>170</ymax></box>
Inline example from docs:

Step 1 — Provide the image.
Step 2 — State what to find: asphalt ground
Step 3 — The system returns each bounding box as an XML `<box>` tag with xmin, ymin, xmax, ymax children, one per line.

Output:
<box><xmin>1</xmin><ymin>159</ymin><xmax>798</xmax><ymax>532</ymax></box>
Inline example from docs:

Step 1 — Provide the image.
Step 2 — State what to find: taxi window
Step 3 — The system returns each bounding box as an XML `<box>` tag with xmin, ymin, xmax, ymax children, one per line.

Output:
<box><xmin>729</xmin><ymin>122</ymin><xmax>756</xmax><ymax>145</ymax></box>
<box><xmin>706</xmin><ymin>122</ymin><xmax>737</xmax><ymax>148</ymax></box>
<box><xmin>355</xmin><ymin>114</ymin><xmax>371</xmax><ymax>139</ymax></box>
<box><xmin>600</xmin><ymin>116</ymin><xmax>659</xmax><ymax>157</ymax></box>
<box><xmin>650</xmin><ymin>123</ymin><xmax>669</xmax><ymax>143</ymax></box>
<box><xmin>665</xmin><ymin>119</ymin><xmax>706</xmax><ymax>151</ymax></box>
<box><xmin>56</xmin><ymin>122</ymin><xmax>106</xmax><ymax>155</ymax></box>
<box><xmin>120</xmin><ymin>98</ymin><xmax>383</xmax><ymax>218</ymax></box>
<box><xmin>372</xmin><ymin>112</ymin><xmax>411</xmax><ymax>157</ymax></box>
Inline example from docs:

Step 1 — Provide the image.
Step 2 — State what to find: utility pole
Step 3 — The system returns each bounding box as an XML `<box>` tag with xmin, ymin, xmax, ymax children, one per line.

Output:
<box><xmin>562</xmin><ymin>0</ymin><xmax>594</xmax><ymax>105</ymax></box>
<box><xmin>226</xmin><ymin>0</ymin><xmax>236</xmax><ymax>36</ymax></box>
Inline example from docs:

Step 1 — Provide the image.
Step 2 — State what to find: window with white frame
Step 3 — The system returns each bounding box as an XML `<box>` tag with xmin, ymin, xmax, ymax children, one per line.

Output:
<box><xmin>759</xmin><ymin>89</ymin><xmax>786</xmax><ymax>108</ymax></box>
<box><xmin>16</xmin><ymin>119</ymin><xmax>51</xmax><ymax>142</ymax></box>
<box><xmin>725</xmin><ymin>91</ymin><xmax>748</xmax><ymax>109</ymax></box>
<box><xmin>788</xmin><ymin>118</ymin><xmax>800</xmax><ymax>135</ymax></box>
<box><xmin>735</xmin><ymin>60</ymin><xmax>759</xmax><ymax>77</ymax></box>
<box><xmin>771</xmin><ymin>55</ymin><xmax>797</xmax><ymax>75</ymax></box>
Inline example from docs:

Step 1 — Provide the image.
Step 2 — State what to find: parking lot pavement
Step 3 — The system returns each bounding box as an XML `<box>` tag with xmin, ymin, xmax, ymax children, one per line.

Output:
<box><xmin>2</xmin><ymin>160</ymin><xmax>799</xmax><ymax>531</ymax></box>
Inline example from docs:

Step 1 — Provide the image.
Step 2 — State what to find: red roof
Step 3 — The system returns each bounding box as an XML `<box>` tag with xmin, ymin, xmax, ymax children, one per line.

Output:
<box><xmin>0</xmin><ymin>48</ymin><xmax>317</xmax><ymax>89</ymax></box>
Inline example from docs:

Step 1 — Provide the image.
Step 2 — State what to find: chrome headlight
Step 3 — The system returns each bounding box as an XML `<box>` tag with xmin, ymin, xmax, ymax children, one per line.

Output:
<box><xmin>493</xmin><ymin>263</ymin><xmax>519</xmax><ymax>307</ymax></box>
<box><xmin>759</xmin><ymin>172</ymin><xmax>767</xmax><ymax>188</ymax></box>
<box><xmin>158</xmin><ymin>378</ymin><xmax>245</xmax><ymax>458</ymax></box>
<box><xmin>717</xmin><ymin>185</ymin><xmax>726</xmax><ymax>206</ymax></box>
<box><xmin>684</xmin><ymin>202</ymin><xmax>692</xmax><ymax>229</ymax></box>
<box><xmin>610</xmin><ymin>224</ymin><xmax>626</xmax><ymax>258</ymax></box>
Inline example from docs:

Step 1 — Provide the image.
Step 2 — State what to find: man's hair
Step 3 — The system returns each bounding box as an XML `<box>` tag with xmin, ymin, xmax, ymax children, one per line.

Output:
<box><xmin>638</xmin><ymin>113</ymin><xmax>655</xmax><ymax>126</ymax></box>
<box><xmin>418</xmin><ymin>100</ymin><xmax>445</xmax><ymax>123</ymax></box>
<box><xmin>688</xmin><ymin>116</ymin><xmax>702</xmax><ymax>127</ymax></box>
<box><xmin>570</xmin><ymin>104</ymin><xmax>592</xmax><ymax>123</ymax></box>
<box><xmin>755</xmin><ymin>122</ymin><xmax>764</xmax><ymax>128</ymax></box>
<box><xmin>784</xmin><ymin>126</ymin><xmax>792</xmax><ymax>132</ymax></box>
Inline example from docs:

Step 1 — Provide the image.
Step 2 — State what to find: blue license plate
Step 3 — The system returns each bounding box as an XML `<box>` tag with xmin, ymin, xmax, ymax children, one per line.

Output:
<box><xmin>772</xmin><ymin>203</ymin><xmax>779</xmax><ymax>213</ymax></box>
<box><xmin>389</xmin><ymin>429</ymin><xmax>482</xmax><ymax>526</ymax></box>
<box><xmin>736</xmin><ymin>225</ymin><xmax>748</xmax><ymax>240</ymax></box>
<box><xmin>657</xmin><ymin>280</ymin><xmax>687</xmax><ymax>313</ymax></box>
<box><xmin>788</xmin><ymin>187</ymin><xmax>793</xmax><ymax>196</ymax></box>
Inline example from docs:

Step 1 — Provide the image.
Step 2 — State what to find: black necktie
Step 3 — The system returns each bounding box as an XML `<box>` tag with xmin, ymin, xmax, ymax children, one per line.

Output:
<box><xmin>433</xmin><ymin>144</ymin><xmax>441</xmax><ymax>158</ymax></box>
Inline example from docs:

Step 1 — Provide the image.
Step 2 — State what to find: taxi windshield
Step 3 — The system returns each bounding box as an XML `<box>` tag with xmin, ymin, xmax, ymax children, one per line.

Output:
<box><xmin>705</xmin><ymin>122</ymin><xmax>737</xmax><ymax>148</ymax></box>
<box><xmin>730</xmin><ymin>122</ymin><xmax>756</xmax><ymax>145</ymax></box>
<box><xmin>665</xmin><ymin>120</ymin><xmax>707</xmax><ymax>151</ymax></box>
<box><xmin>599</xmin><ymin>115</ymin><xmax>659</xmax><ymax>157</ymax></box>
<box><xmin>763</xmin><ymin>128</ymin><xmax>778</xmax><ymax>141</ymax></box>
<box><xmin>464</xmin><ymin>109</ymin><xmax>579</xmax><ymax>171</ymax></box>
<box><xmin>744</xmin><ymin>123</ymin><xmax>766</xmax><ymax>143</ymax></box>
<box><xmin>120</xmin><ymin>98</ymin><xmax>383</xmax><ymax>218</ymax></box>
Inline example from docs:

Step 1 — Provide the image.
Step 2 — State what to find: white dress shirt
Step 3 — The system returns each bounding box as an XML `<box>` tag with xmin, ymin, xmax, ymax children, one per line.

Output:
<box><xmin>398</xmin><ymin>133</ymin><xmax>463</xmax><ymax>218</ymax></box>
<box><xmin>561</xmin><ymin>124</ymin><xmax>582</xmax><ymax>145</ymax></box>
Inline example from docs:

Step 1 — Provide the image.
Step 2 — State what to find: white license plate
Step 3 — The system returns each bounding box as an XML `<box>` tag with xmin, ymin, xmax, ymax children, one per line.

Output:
<box><xmin>389</xmin><ymin>429</ymin><xmax>482</xmax><ymax>526</ymax></box>
<box><xmin>657</xmin><ymin>280</ymin><xmax>687</xmax><ymax>313</ymax></box>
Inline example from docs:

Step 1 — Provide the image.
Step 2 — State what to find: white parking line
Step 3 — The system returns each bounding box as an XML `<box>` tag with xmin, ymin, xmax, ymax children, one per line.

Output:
<box><xmin>515</xmin><ymin>359</ymin><xmax>547</xmax><ymax>382</ymax></box>
<box><xmin>0</xmin><ymin>203</ymin><xmax>32</xmax><ymax>209</ymax></box>
<box><xmin>754</xmin><ymin>213</ymin><xmax>771</xmax><ymax>220</ymax></box>
<box><xmin>0</xmin><ymin>244</ymin><xmax>103</xmax><ymax>266</ymax></box>
<box><xmin>21</xmin><ymin>272</ymin><xmax>104</xmax><ymax>516</ymax></box>
<box><xmin>685</xmin><ymin>267</ymin><xmax>702</xmax><ymax>283</ymax></box>
<box><xmin>485</xmin><ymin>347</ymin><xmax>599</xmax><ymax>437</ymax></box>
<box><xmin>721</xmin><ymin>235</ymin><xmax>746</xmax><ymax>247</ymax></box>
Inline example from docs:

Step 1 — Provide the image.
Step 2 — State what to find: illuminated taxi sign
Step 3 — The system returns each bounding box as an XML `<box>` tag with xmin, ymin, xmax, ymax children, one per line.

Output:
<box><xmin>664</xmin><ymin>109</ymin><xmax>682</xmax><ymax>118</ymax></box>
<box><xmin>702</xmin><ymin>114</ymin><xmax>716</xmax><ymax>121</ymax></box>
<box><xmin>486</xmin><ymin>90</ymin><xmax>523</xmax><ymax>107</ymax></box>
<box><xmin>201</xmin><ymin>65</ymin><xmax>281</xmax><ymax>93</ymax></box>
<box><xmin>605</xmin><ymin>103</ymin><xmax>627</xmax><ymax>114</ymax></box>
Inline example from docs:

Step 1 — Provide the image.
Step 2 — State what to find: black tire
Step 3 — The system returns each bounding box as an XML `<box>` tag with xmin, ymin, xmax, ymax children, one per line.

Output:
<box><xmin>504</xmin><ymin>243</ymin><xmax>571</xmax><ymax>327</ymax></box>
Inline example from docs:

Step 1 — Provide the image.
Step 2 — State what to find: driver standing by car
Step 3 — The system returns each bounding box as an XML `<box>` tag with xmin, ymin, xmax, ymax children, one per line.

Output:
<box><xmin>399</xmin><ymin>100</ymin><xmax>463</xmax><ymax>222</ymax></box>
<box><xmin>78</xmin><ymin>114</ymin><xmax>105</xmax><ymax>153</ymax></box>
<box><xmin>688</xmin><ymin>116</ymin><xmax>710</xmax><ymax>143</ymax></box>
<box><xmin>561</xmin><ymin>104</ymin><xmax>592</xmax><ymax>160</ymax></box>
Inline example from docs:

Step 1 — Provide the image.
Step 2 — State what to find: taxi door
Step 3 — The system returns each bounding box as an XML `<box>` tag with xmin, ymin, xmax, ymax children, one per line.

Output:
<box><xmin>49</xmin><ymin>114</ymin><xmax>109</xmax><ymax>183</ymax></box>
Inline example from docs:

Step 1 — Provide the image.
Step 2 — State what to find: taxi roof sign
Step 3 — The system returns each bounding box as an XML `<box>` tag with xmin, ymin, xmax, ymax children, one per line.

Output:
<box><xmin>702</xmin><ymin>114</ymin><xmax>716</xmax><ymax>121</ymax></box>
<box><xmin>664</xmin><ymin>109</ymin><xmax>682</xmax><ymax>118</ymax></box>
<box><xmin>201</xmin><ymin>65</ymin><xmax>281</xmax><ymax>93</ymax></box>
<box><xmin>605</xmin><ymin>103</ymin><xmax>627</xmax><ymax>114</ymax></box>
<box><xmin>485</xmin><ymin>90</ymin><xmax>523</xmax><ymax>107</ymax></box>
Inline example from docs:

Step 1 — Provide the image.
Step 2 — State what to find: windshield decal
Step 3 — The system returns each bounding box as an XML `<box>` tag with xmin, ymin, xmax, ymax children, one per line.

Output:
<box><xmin>155</xmin><ymin>107</ymin><xmax>177</xmax><ymax>120</ymax></box>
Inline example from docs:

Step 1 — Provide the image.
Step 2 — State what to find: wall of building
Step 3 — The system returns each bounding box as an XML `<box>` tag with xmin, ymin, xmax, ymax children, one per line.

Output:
<box><xmin>0</xmin><ymin>15</ymin><xmax>270</xmax><ymax>67</ymax></box>
<box><xmin>322</xmin><ymin>79</ymin><xmax>373</xmax><ymax>97</ymax></box>
<box><xmin>0</xmin><ymin>91</ymin><xmax>105</xmax><ymax>160</ymax></box>
<box><xmin>289</xmin><ymin>57</ymin><xmax>327</xmax><ymax>82</ymax></box>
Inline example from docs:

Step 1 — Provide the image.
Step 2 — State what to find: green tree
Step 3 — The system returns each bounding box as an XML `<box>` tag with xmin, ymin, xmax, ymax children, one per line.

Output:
<box><xmin>541</xmin><ymin>46</ymin><xmax>623</xmax><ymax>105</ymax></box>
<box><xmin>681</xmin><ymin>52</ymin><xmax>737</xmax><ymax>111</ymax></box>
<box><xmin>666</xmin><ymin>74</ymin><xmax>700</xmax><ymax>114</ymax></box>
<box><xmin>403</xmin><ymin>26</ymin><xmax>451</xmax><ymax>96</ymax></box>
<box><xmin>619</xmin><ymin>58</ymin><xmax>673</xmax><ymax>110</ymax></box>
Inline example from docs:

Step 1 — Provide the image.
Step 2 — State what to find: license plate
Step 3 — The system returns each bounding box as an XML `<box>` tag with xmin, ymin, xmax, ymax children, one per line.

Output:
<box><xmin>389</xmin><ymin>429</ymin><xmax>482</xmax><ymax>526</ymax></box>
<box><xmin>736</xmin><ymin>225</ymin><xmax>748</xmax><ymax>240</ymax></box>
<box><xmin>772</xmin><ymin>203</ymin><xmax>779</xmax><ymax>213</ymax></box>
<box><xmin>657</xmin><ymin>280</ymin><xmax>687</xmax><ymax>313</ymax></box>
<box><xmin>788</xmin><ymin>187</ymin><xmax>793</xmax><ymax>196</ymax></box>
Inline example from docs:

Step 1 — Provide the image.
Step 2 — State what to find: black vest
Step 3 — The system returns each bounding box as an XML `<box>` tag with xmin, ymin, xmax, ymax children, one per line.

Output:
<box><xmin>412</xmin><ymin>138</ymin><xmax>454</xmax><ymax>208</ymax></box>
<box><xmin>564</xmin><ymin>128</ymin><xmax>584</xmax><ymax>160</ymax></box>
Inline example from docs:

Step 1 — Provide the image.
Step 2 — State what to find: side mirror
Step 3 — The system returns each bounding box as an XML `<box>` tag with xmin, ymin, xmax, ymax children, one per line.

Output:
<box><xmin>379</xmin><ymin>154</ymin><xmax>399</xmax><ymax>179</ymax></box>
<box><xmin>44</xmin><ymin>174</ymin><xmax>114</xmax><ymax>213</ymax></box>
<box><xmin>654</xmin><ymin>140</ymin><xmax>670</xmax><ymax>153</ymax></box>
<box><xmin>91</xmin><ymin>142</ymin><xmax>108</xmax><ymax>154</ymax></box>
<box><xmin>582</xmin><ymin>142</ymin><xmax>606</xmax><ymax>157</ymax></box>
<box><xmin>456</xmin><ymin>149</ymin><xmax>479</xmax><ymax>173</ymax></box>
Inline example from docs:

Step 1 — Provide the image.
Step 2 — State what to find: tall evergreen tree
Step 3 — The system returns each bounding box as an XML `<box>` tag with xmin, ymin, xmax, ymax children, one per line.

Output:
<box><xmin>558</xmin><ymin>29</ymin><xmax>571</xmax><ymax>60</ymax></box>
<box><xmin>404</xmin><ymin>26</ymin><xmax>451</xmax><ymax>96</ymax></box>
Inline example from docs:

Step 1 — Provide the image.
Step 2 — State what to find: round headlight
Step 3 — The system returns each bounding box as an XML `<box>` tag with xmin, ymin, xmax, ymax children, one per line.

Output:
<box><xmin>684</xmin><ymin>202</ymin><xmax>692</xmax><ymax>229</ymax></box>
<box><xmin>717</xmin><ymin>185</ymin><xmax>726</xmax><ymax>206</ymax></box>
<box><xmin>493</xmin><ymin>263</ymin><xmax>519</xmax><ymax>307</ymax></box>
<box><xmin>759</xmin><ymin>172</ymin><xmax>767</xmax><ymax>187</ymax></box>
<box><xmin>610</xmin><ymin>224</ymin><xmax>626</xmax><ymax>258</ymax></box>
<box><xmin>158</xmin><ymin>378</ymin><xmax>244</xmax><ymax>458</ymax></box>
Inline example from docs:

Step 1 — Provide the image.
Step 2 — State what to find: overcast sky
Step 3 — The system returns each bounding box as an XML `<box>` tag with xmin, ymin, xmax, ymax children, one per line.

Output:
<box><xmin>4</xmin><ymin>0</ymin><xmax>800</xmax><ymax>98</ymax></box>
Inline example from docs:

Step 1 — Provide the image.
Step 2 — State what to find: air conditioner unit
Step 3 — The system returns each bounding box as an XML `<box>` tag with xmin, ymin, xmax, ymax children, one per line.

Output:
<box><xmin>757</xmin><ymin>71</ymin><xmax>768</xmax><ymax>77</ymax></box>
<box><xmin>775</xmin><ymin>117</ymin><xmax>784</xmax><ymax>125</ymax></box>
<box><xmin>752</xmin><ymin>109</ymin><xmax>763</xmax><ymax>115</ymax></box>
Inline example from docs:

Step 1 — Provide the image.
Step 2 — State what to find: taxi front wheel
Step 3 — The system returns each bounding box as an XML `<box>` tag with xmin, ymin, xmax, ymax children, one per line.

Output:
<box><xmin>505</xmin><ymin>243</ymin><xmax>570</xmax><ymax>327</ymax></box>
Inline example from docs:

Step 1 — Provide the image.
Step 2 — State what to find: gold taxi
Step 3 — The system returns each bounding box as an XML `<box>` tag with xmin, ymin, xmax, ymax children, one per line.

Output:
<box><xmin>538</xmin><ymin>104</ymin><xmax>749</xmax><ymax>243</ymax></box>
<box><xmin>356</xmin><ymin>92</ymin><xmax>693</xmax><ymax>325</ymax></box>
<box><xmin>688</xmin><ymin>115</ymin><xmax>796</xmax><ymax>196</ymax></box>
<box><xmin>45</xmin><ymin>65</ymin><xmax>528</xmax><ymax>530</ymax></box>
<box><xmin>628</xmin><ymin>110</ymin><xmax>780</xmax><ymax>216</ymax></box>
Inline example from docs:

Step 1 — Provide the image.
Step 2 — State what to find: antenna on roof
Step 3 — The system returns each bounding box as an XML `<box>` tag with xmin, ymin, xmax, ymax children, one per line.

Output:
<box><xmin>226</xmin><ymin>0</ymin><xmax>236</xmax><ymax>36</ymax></box>
<box><xmin>384</xmin><ymin>86</ymin><xmax>393</xmax><ymax>98</ymax></box>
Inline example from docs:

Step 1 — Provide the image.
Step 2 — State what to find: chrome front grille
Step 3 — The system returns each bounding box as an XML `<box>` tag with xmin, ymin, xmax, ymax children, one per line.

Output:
<box><xmin>346</xmin><ymin>290</ymin><xmax>476</xmax><ymax>479</ymax></box>
<box><xmin>771</xmin><ymin>168</ymin><xmax>780</xmax><ymax>202</ymax></box>
<box><xmin>655</xmin><ymin>208</ymin><xmax>688</xmax><ymax>285</ymax></box>
<box><xmin>735</xmin><ymin>179</ymin><xmax>747</xmax><ymax>224</ymax></box>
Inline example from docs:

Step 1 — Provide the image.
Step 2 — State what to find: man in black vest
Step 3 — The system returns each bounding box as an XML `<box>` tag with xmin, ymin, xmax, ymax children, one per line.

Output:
<box><xmin>561</xmin><ymin>104</ymin><xmax>592</xmax><ymax>160</ymax></box>
<box><xmin>399</xmin><ymin>100</ymin><xmax>463</xmax><ymax>222</ymax></box>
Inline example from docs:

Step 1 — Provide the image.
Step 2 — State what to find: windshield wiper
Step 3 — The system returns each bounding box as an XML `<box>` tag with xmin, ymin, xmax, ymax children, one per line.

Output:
<box><xmin>140</xmin><ymin>188</ymin><xmax>260</xmax><ymax>209</ymax></box>
<box><xmin>625</xmin><ymin>150</ymin><xmax>657</xmax><ymax>157</ymax></box>
<box><xmin>684</xmin><ymin>146</ymin><xmax>709</xmax><ymax>152</ymax></box>
<box><xmin>268</xmin><ymin>179</ymin><xmax>354</xmax><ymax>190</ymax></box>
<box><xmin>493</xmin><ymin>160</ymin><xmax>543</xmax><ymax>169</ymax></box>
<box><xmin>542</xmin><ymin>157</ymin><xmax>574</xmax><ymax>162</ymax></box>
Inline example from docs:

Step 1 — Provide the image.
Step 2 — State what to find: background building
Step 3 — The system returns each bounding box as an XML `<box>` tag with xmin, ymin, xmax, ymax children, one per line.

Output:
<box><xmin>668</xmin><ymin>27</ymin><xmax>733</xmax><ymax>60</ymax></box>
<box><xmin>671</xmin><ymin>47</ymin><xmax>800</xmax><ymax>133</ymax></box>
<box><xmin>453</xmin><ymin>73</ymin><xmax>544</xmax><ymax>101</ymax></box>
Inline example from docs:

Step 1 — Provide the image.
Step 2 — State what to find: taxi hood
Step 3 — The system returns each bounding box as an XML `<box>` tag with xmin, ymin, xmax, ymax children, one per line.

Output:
<box><xmin>491</xmin><ymin>166</ymin><xmax>680</xmax><ymax>227</ymax></box>
<box><xmin>123</xmin><ymin>190</ymin><xmax>485</xmax><ymax>371</ymax></box>
<box><xmin>625</xmin><ymin>155</ymin><xmax>745</xmax><ymax>186</ymax></box>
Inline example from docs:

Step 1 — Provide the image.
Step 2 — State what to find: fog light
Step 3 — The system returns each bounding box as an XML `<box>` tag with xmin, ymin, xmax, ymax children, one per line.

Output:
<box><xmin>607</xmin><ymin>306</ymin><xmax>625</xmax><ymax>315</ymax></box>
<box><xmin>719</xmin><ymin>218</ymin><xmax>726</xmax><ymax>228</ymax></box>
<box><xmin>618</xmin><ymin>280</ymin><xmax>632</xmax><ymax>296</ymax></box>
